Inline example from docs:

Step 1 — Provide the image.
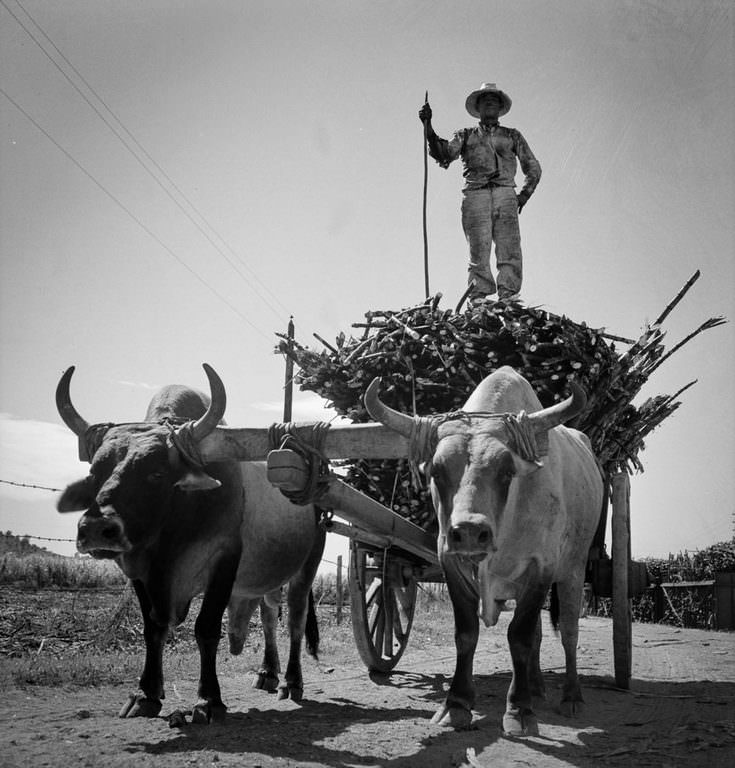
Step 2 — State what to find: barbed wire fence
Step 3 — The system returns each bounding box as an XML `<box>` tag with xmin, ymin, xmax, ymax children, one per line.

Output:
<box><xmin>0</xmin><ymin>477</ymin><xmax>351</xmax><ymax>563</ymax></box>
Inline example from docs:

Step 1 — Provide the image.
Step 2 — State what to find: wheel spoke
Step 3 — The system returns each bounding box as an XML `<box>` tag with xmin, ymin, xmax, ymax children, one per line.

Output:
<box><xmin>367</xmin><ymin>586</ymin><xmax>382</xmax><ymax>637</ymax></box>
<box><xmin>391</xmin><ymin>591</ymin><xmax>407</xmax><ymax>642</ymax></box>
<box><xmin>365</xmin><ymin>577</ymin><xmax>382</xmax><ymax>608</ymax></box>
<box><xmin>394</xmin><ymin>585</ymin><xmax>412</xmax><ymax>625</ymax></box>
<box><xmin>373</xmin><ymin>599</ymin><xmax>386</xmax><ymax>652</ymax></box>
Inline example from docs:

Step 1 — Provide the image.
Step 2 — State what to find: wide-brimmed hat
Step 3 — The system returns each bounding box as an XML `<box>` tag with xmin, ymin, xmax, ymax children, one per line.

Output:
<box><xmin>465</xmin><ymin>82</ymin><xmax>512</xmax><ymax>117</ymax></box>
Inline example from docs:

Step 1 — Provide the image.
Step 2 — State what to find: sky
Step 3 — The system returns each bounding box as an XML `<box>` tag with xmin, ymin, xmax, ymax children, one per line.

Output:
<box><xmin>1</xmin><ymin>0</ymin><xmax>733</xmax><ymax>568</ymax></box>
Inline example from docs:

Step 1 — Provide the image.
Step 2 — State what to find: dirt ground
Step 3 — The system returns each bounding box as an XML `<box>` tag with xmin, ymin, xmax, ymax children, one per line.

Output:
<box><xmin>2</xmin><ymin>613</ymin><xmax>734</xmax><ymax>768</ymax></box>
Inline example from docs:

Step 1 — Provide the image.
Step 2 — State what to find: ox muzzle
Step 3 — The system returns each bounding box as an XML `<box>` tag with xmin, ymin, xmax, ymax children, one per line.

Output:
<box><xmin>444</xmin><ymin>517</ymin><xmax>495</xmax><ymax>561</ymax></box>
<box><xmin>76</xmin><ymin>507</ymin><xmax>131</xmax><ymax>557</ymax></box>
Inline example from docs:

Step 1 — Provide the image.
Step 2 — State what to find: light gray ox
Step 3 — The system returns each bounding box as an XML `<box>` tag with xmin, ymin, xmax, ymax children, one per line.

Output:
<box><xmin>365</xmin><ymin>366</ymin><xmax>603</xmax><ymax>735</ymax></box>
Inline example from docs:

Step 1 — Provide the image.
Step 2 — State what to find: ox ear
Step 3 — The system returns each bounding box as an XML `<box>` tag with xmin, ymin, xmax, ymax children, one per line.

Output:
<box><xmin>174</xmin><ymin>467</ymin><xmax>222</xmax><ymax>492</ymax></box>
<box><xmin>57</xmin><ymin>476</ymin><xmax>94</xmax><ymax>513</ymax></box>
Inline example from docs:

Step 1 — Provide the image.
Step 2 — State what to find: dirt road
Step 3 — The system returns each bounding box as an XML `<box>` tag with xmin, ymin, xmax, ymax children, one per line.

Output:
<box><xmin>2</xmin><ymin>614</ymin><xmax>734</xmax><ymax>768</ymax></box>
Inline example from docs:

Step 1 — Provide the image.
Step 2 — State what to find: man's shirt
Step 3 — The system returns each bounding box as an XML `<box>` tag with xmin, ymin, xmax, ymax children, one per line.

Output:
<box><xmin>429</xmin><ymin>122</ymin><xmax>541</xmax><ymax>196</ymax></box>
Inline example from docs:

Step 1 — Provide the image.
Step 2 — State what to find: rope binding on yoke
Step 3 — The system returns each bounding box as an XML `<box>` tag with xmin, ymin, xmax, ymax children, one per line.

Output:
<box><xmin>267</xmin><ymin>421</ymin><xmax>333</xmax><ymax>505</ymax></box>
<box><xmin>413</xmin><ymin>409</ymin><xmax>546</xmax><ymax>467</ymax></box>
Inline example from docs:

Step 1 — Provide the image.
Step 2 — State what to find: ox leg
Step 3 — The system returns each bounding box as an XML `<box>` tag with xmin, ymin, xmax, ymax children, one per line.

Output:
<box><xmin>253</xmin><ymin>594</ymin><xmax>282</xmax><ymax>693</ymax></box>
<box><xmin>504</xmin><ymin>583</ymin><xmax>548</xmax><ymax>736</ymax></box>
<box><xmin>432</xmin><ymin>559</ymin><xmax>479</xmax><ymax>729</ymax></box>
<box><xmin>556</xmin><ymin>578</ymin><xmax>585</xmax><ymax>717</ymax></box>
<box><xmin>279</xmin><ymin>528</ymin><xmax>325</xmax><ymax>702</ymax></box>
<box><xmin>119</xmin><ymin>579</ymin><xmax>167</xmax><ymax>718</ymax></box>
<box><xmin>529</xmin><ymin>616</ymin><xmax>546</xmax><ymax>700</ymax></box>
<box><xmin>191</xmin><ymin>555</ymin><xmax>239</xmax><ymax>724</ymax></box>
<box><xmin>227</xmin><ymin>596</ymin><xmax>259</xmax><ymax>656</ymax></box>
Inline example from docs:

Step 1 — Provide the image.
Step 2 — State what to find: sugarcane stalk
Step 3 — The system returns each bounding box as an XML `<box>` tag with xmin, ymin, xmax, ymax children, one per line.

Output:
<box><xmin>653</xmin><ymin>270</ymin><xmax>701</xmax><ymax>326</ymax></box>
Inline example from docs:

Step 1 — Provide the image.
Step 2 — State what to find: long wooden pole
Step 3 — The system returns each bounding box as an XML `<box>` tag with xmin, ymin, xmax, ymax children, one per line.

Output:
<box><xmin>422</xmin><ymin>90</ymin><xmax>430</xmax><ymax>298</ymax></box>
<box><xmin>283</xmin><ymin>316</ymin><xmax>294</xmax><ymax>422</ymax></box>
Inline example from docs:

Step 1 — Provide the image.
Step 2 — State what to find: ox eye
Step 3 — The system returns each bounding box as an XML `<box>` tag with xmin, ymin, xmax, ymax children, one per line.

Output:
<box><xmin>147</xmin><ymin>471</ymin><xmax>166</xmax><ymax>484</ymax></box>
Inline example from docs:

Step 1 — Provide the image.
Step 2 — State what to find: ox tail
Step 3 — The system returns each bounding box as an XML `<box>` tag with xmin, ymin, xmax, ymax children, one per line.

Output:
<box><xmin>549</xmin><ymin>583</ymin><xmax>560</xmax><ymax>633</ymax></box>
<box><xmin>305</xmin><ymin>589</ymin><xmax>320</xmax><ymax>660</ymax></box>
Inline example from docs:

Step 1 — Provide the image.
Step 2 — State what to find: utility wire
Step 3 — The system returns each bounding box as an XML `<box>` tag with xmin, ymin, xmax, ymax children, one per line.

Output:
<box><xmin>1</xmin><ymin>86</ymin><xmax>274</xmax><ymax>342</ymax></box>
<box><xmin>2</xmin><ymin>0</ymin><xmax>292</xmax><ymax>322</ymax></box>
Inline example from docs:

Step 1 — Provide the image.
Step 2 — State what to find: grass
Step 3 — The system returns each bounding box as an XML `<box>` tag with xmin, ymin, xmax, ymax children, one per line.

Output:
<box><xmin>0</xmin><ymin>551</ymin><xmax>127</xmax><ymax>589</ymax></box>
<box><xmin>0</xmin><ymin>580</ymin><xmax>456</xmax><ymax>690</ymax></box>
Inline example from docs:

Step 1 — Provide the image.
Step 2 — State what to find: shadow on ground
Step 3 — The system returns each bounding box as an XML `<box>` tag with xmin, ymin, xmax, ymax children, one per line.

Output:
<box><xmin>124</xmin><ymin>670</ymin><xmax>735</xmax><ymax>768</ymax></box>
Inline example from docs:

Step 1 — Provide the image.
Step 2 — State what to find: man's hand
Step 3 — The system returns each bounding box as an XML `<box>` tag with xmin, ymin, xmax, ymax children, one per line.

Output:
<box><xmin>517</xmin><ymin>191</ymin><xmax>530</xmax><ymax>215</ymax></box>
<box><xmin>419</xmin><ymin>102</ymin><xmax>433</xmax><ymax>124</ymax></box>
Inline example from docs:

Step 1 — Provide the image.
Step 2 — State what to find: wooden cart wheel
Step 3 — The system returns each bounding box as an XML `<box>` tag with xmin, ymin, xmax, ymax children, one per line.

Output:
<box><xmin>611</xmin><ymin>472</ymin><xmax>632</xmax><ymax>689</ymax></box>
<box><xmin>348</xmin><ymin>542</ymin><xmax>418</xmax><ymax>673</ymax></box>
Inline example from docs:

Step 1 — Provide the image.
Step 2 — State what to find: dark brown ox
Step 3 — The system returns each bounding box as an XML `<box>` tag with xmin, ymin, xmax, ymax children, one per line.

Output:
<box><xmin>56</xmin><ymin>364</ymin><xmax>325</xmax><ymax>723</ymax></box>
<box><xmin>365</xmin><ymin>366</ymin><xmax>603</xmax><ymax>735</ymax></box>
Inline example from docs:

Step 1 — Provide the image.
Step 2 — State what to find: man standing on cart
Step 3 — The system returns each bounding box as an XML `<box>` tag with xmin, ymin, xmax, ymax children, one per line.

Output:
<box><xmin>419</xmin><ymin>83</ymin><xmax>541</xmax><ymax>302</ymax></box>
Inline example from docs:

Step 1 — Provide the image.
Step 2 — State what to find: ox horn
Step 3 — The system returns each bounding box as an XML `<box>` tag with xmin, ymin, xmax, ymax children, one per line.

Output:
<box><xmin>190</xmin><ymin>363</ymin><xmax>227</xmax><ymax>442</ymax></box>
<box><xmin>528</xmin><ymin>380</ymin><xmax>587</xmax><ymax>432</ymax></box>
<box><xmin>56</xmin><ymin>366</ymin><xmax>90</xmax><ymax>437</ymax></box>
<box><xmin>364</xmin><ymin>377</ymin><xmax>414</xmax><ymax>437</ymax></box>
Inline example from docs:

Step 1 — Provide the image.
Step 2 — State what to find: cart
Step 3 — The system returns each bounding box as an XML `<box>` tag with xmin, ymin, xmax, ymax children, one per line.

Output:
<box><xmin>198</xmin><ymin>421</ymin><xmax>636</xmax><ymax>685</ymax></box>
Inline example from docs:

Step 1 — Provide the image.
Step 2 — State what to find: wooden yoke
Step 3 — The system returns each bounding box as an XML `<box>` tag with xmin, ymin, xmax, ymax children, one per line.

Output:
<box><xmin>198</xmin><ymin>422</ymin><xmax>437</xmax><ymax>565</ymax></box>
<box><xmin>198</xmin><ymin>422</ymin><xmax>410</xmax><ymax>463</ymax></box>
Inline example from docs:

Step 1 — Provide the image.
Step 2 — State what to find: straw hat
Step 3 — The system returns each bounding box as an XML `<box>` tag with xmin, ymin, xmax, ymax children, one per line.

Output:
<box><xmin>465</xmin><ymin>82</ymin><xmax>512</xmax><ymax>117</ymax></box>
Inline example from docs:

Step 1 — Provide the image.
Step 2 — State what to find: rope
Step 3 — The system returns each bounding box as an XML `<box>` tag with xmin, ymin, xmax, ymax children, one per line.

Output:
<box><xmin>267</xmin><ymin>422</ymin><xmax>332</xmax><ymax>506</ymax></box>
<box><xmin>501</xmin><ymin>411</ymin><xmax>545</xmax><ymax>466</ymax></box>
<box><xmin>415</xmin><ymin>410</ymin><xmax>547</xmax><ymax>466</ymax></box>
<box><xmin>166</xmin><ymin>421</ymin><xmax>207</xmax><ymax>469</ymax></box>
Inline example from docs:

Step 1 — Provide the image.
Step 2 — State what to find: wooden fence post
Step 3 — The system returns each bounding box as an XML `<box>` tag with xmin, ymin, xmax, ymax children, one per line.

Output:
<box><xmin>611</xmin><ymin>471</ymin><xmax>632</xmax><ymax>689</ymax></box>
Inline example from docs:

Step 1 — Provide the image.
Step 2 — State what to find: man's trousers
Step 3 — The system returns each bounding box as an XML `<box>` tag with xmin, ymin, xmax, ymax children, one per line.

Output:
<box><xmin>461</xmin><ymin>186</ymin><xmax>522</xmax><ymax>298</ymax></box>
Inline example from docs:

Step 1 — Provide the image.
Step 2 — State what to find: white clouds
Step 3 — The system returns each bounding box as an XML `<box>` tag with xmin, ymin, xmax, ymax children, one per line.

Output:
<box><xmin>117</xmin><ymin>380</ymin><xmax>162</xmax><ymax>391</ymax></box>
<box><xmin>249</xmin><ymin>392</ymin><xmax>348</xmax><ymax>424</ymax></box>
<box><xmin>0</xmin><ymin>414</ymin><xmax>84</xmax><ymax>555</ymax></box>
<box><xmin>0</xmin><ymin>414</ymin><xmax>84</xmax><ymax>499</ymax></box>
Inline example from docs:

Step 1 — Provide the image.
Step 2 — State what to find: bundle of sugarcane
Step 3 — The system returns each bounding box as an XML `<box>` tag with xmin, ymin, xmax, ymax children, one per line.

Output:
<box><xmin>278</xmin><ymin>272</ymin><xmax>725</xmax><ymax>529</ymax></box>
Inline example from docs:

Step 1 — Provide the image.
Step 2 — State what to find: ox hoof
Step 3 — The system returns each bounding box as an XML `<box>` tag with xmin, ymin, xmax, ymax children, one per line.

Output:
<box><xmin>191</xmin><ymin>700</ymin><xmax>226</xmax><ymax>725</ymax></box>
<box><xmin>277</xmin><ymin>684</ymin><xmax>304</xmax><ymax>703</ymax></box>
<box><xmin>118</xmin><ymin>693</ymin><xmax>162</xmax><ymax>719</ymax></box>
<box><xmin>502</xmin><ymin>707</ymin><xmax>539</xmax><ymax>737</ymax></box>
<box><xmin>559</xmin><ymin>698</ymin><xmax>584</xmax><ymax>718</ymax></box>
<box><xmin>252</xmin><ymin>670</ymin><xmax>279</xmax><ymax>693</ymax></box>
<box><xmin>168</xmin><ymin>709</ymin><xmax>188</xmax><ymax>728</ymax></box>
<box><xmin>228</xmin><ymin>633</ymin><xmax>245</xmax><ymax>656</ymax></box>
<box><xmin>431</xmin><ymin>704</ymin><xmax>473</xmax><ymax>730</ymax></box>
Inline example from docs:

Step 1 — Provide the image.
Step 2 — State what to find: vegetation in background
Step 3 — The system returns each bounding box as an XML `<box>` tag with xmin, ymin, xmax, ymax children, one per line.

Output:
<box><xmin>589</xmin><ymin>539</ymin><xmax>735</xmax><ymax>629</ymax></box>
<box><xmin>1</xmin><ymin>534</ymin><xmax>731</xmax><ymax>689</ymax></box>
<box><xmin>1</xmin><ymin>551</ymin><xmax>127</xmax><ymax>589</ymax></box>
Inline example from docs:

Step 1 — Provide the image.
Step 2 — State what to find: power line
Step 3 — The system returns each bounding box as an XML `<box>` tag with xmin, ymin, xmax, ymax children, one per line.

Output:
<box><xmin>0</xmin><ymin>86</ymin><xmax>274</xmax><ymax>342</ymax></box>
<box><xmin>2</xmin><ymin>0</ymin><xmax>292</xmax><ymax>323</ymax></box>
